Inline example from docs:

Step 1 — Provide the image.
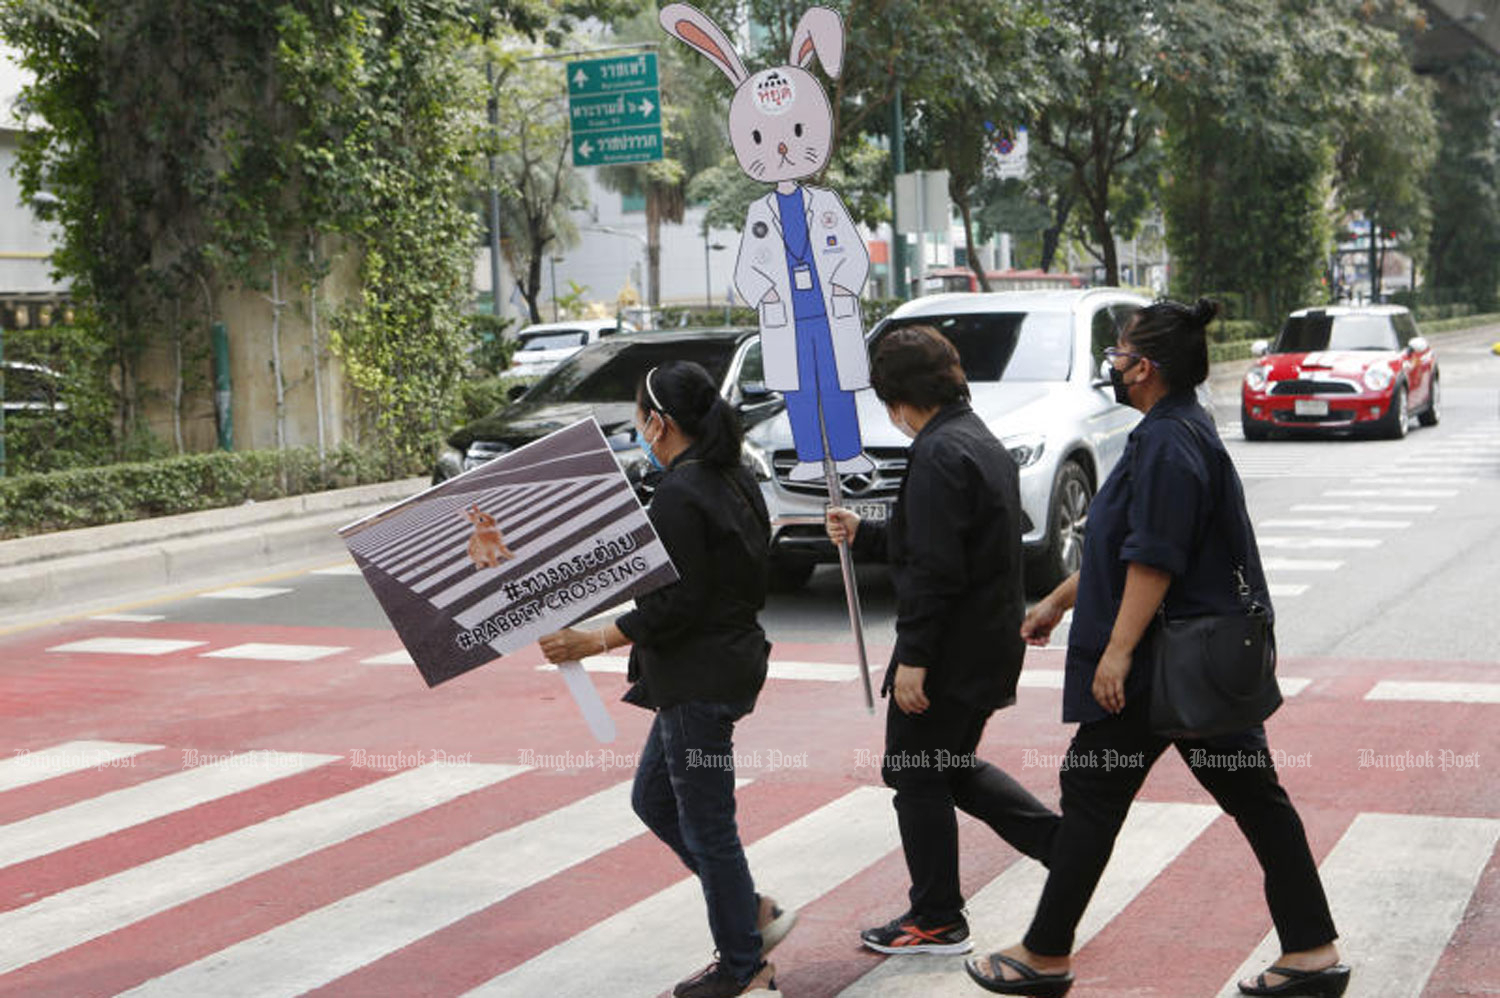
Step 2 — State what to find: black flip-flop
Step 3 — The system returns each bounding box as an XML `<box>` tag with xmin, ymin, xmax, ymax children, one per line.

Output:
<box><xmin>1238</xmin><ymin>963</ymin><xmax>1351</xmax><ymax>997</ymax></box>
<box><xmin>964</xmin><ymin>952</ymin><xmax>1074</xmax><ymax>997</ymax></box>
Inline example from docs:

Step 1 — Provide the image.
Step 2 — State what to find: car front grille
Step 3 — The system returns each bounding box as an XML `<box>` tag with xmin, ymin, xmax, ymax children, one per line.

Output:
<box><xmin>772</xmin><ymin>447</ymin><xmax>908</xmax><ymax>499</ymax></box>
<box><xmin>1270</xmin><ymin>379</ymin><xmax>1359</xmax><ymax>395</ymax></box>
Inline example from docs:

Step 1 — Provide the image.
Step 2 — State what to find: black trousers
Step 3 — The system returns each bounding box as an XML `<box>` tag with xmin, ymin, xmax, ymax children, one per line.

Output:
<box><xmin>882</xmin><ymin>696</ymin><xmax>1060</xmax><ymax>923</ymax></box>
<box><xmin>1023</xmin><ymin>697</ymin><xmax>1338</xmax><ymax>957</ymax></box>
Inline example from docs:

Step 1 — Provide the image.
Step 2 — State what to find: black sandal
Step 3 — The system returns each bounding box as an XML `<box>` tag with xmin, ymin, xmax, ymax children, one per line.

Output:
<box><xmin>1238</xmin><ymin>963</ymin><xmax>1351</xmax><ymax>997</ymax></box>
<box><xmin>964</xmin><ymin>952</ymin><xmax>1074</xmax><ymax>997</ymax></box>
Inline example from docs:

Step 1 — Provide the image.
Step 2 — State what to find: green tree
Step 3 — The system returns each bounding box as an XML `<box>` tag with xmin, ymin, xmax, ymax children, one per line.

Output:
<box><xmin>1426</xmin><ymin>51</ymin><xmax>1500</xmax><ymax>308</ymax></box>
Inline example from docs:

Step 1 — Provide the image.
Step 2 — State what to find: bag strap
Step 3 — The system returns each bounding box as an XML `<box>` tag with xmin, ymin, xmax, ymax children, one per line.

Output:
<box><xmin>1163</xmin><ymin>414</ymin><xmax>1258</xmax><ymax>612</ymax></box>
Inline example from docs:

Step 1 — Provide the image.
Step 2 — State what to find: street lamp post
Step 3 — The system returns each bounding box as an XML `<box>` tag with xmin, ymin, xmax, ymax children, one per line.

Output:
<box><xmin>584</xmin><ymin>225</ymin><xmax>650</xmax><ymax>326</ymax></box>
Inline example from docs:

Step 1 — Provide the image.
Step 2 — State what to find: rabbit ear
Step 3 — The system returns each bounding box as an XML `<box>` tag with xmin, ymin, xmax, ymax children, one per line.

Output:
<box><xmin>660</xmin><ymin>3</ymin><xmax>747</xmax><ymax>86</ymax></box>
<box><xmin>789</xmin><ymin>7</ymin><xmax>844</xmax><ymax>79</ymax></box>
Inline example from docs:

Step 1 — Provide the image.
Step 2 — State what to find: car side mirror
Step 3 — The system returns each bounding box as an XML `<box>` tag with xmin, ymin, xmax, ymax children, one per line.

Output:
<box><xmin>506</xmin><ymin>384</ymin><xmax>529</xmax><ymax>402</ymax></box>
<box><xmin>1250</xmin><ymin>339</ymin><xmax>1269</xmax><ymax>358</ymax></box>
<box><xmin>739</xmin><ymin>381</ymin><xmax>776</xmax><ymax>405</ymax></box>
<box><xmin>1408</xmin><ymin>336</ymin><xmax>1429</xmax><ymax>354</ymax></box>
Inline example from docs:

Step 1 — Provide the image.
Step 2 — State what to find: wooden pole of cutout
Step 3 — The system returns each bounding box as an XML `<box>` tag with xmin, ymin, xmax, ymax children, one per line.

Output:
<box><xmin>819</xmin><ymin>407</ymin><xmax>875</xmax><ymax>713</ymax></box>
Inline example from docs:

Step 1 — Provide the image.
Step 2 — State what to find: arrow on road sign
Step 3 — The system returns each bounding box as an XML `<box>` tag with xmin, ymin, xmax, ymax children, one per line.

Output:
<box><xmin>577</xmin><ymin>139</ymin><xmax>595</xmax><ymax>160</ymax></box>
<box><xmin>638</xmin><ymin>97</ymin><xmax>655</xmax><ymax>118</ymax></box>
<box><xmin>572</xmin><ymin>67</ymin><xmax>589</xmax><ymax>89</ymax></box>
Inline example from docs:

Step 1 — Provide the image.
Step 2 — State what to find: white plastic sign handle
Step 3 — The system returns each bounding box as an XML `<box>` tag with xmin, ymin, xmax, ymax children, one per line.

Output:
<box><xmin>556</xmin><ymin>660</ymin><xmax>617</xmax><ymax>743</ymax></box>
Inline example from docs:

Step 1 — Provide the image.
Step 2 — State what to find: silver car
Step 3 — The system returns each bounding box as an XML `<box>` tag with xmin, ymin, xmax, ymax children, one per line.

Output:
<box><xmin>740</xmin><ymin>288</ymin><xmax>1157</xmax><ymax>593</ymax></box>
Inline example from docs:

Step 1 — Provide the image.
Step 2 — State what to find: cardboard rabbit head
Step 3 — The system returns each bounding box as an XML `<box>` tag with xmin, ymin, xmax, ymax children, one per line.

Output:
<box><xmin>659</xmin><ymin>4</ymin><xmax>844</xmax><ymax>184</ymax></box>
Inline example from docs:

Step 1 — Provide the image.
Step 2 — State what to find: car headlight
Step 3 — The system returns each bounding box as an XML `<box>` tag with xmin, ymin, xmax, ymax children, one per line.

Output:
<box><xmin>1003</xmin><ymin>434</ymin><xmax>1046</xmax><ymax>469</ymax></box>
<box><xmin>1362</xmin><ymin>365</ymin><xmax>1394</xmax><ymax>391</ymax></box>
<box><xmin>741</xmin><ymin>440</ymin><xmax>774</xmax><ymax>482</ymax></box>
<box><xmin>1245</xmin><ymin>366</ymin><xmax>1269</xmax><ymax>392</ymax></box>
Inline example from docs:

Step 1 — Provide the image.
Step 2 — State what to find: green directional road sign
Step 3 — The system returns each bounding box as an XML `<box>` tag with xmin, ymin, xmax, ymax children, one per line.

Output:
<box><xmin>568</xmin><ymin>52</ymin><xmax>662</xmax><ymax>167</ymax></box>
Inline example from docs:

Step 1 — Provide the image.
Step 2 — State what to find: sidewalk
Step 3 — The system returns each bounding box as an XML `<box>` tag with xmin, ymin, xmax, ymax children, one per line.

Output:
<box><xmin>0</xmin><ymin>477</ymin><xmax>427</xmax><ymax>627</ymax></box>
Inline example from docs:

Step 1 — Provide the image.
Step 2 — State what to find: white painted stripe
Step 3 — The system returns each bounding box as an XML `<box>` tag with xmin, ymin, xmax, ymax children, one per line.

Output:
<box><xmin>467</xmin><ymin>786</ymin><xmax>903</xmax><ymax>998</ymax></box>
<box><xmin>1290</xmin><ymin>503</ymin><xmax>1436</xmax><ymax>514</ymax></box>
<box><xmin>119</xmin><ymin>780</ymin><xmax>652</xmax><ymax>998</ymax></box>
<box><xmin>201</xmin><ymin>643</ymin><xmax>349</xmax><ymax>662</ymax></box>
<box><xmin>1260</xmin><ymin>557</ymin><xmax>1344</xmax><ymax>572</ymax></box>
<box><xmin>836</xmin><ymin>802</ymin><xmax>1221</xmax><ymax>998</ymax></box>
<box><xmin>47</xmin><ymin>637</ymin><xmax>206</xmax><ymax>656</ymax></box>
<box><xmin>1256</xmin><ymin>536</ymin><xmax>1383</xmax><ymax>550</ymax></box>
<box><xmin>1018</xmin><ymin>669</ymin><xmax>1065</xmax><ymax>689</ymax></box>
<box><xmin>309</xmin><ymin>564</ymin><xmax>363</xmax><ymax>576</ymax></box>
<box><xmin>361</xmin><ymin>649</ymin><xmax>414</xmax><ymax>666</ymax></box>
<box><xmin>87</xmin><ymin>613</ymin><xmax>167</xmax><ymax>623</ymax></box>
<box><xmin>0</xmin><ymin>751</ymin><xmax>336</xmax><ymax>869</ymax></box>
<box><xmin>1278</xmin><ymin>677</ymin><xmax>1312</xmax><ymax>697</ymax></box>
<box><xmin>197</xmin><ymin>586</ymin><xmax>294</xmax><ymax>600</ymax></box>
<box><xmin>1321</xmin><ymin>489</ymin><xmax>1458</xmax><ymax>498</ymax></box>
<box><xmin>0</xmin><ymin>762</ymin><xmax>526</xmax><ymax>976</ymax></box>
<box><xmin>0</xmin><ymin>741</ymin><xmax>162</xmax><ymax>794</ymax></box>
<box><xmin>539</xmin><ymin>655</ymin><xmax>860</xmax><ymax>683</ymax></box>
<box><xmin>1217</xmin><ymin>813</ymin><xmax>1500</xmax><ymax>998</ymax></box>
<box><xmin>1365</xmin><ymin>681</ymin><xmax>1500</xmax><ymax>704</ymax></box>
<box><xmin>1258</xmin><ymin>518</ymin><xmax>1410</xmax><ymax>531</ymax></box>
<box><xmin>1350</xmin><ymin>475</ymin><xmax>1476</xmax><ymax>485</ymax></box>
<box><xmin>1268</xmin><ymin>583</ymin><xmax>1309</xmax><ymax>597</ymax></box>
<box><xmin>1395</xmin><ymin>455</ymin><xmax>1497</xmax><ymax>464</ymax></box>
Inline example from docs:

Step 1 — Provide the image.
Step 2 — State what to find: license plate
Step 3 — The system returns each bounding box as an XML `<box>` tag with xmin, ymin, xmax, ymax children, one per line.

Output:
<box><xmin>1294</xmin><ymin>399</ymin><xmax>1329</xmax><ymax>417</ymax></box>
<box><xmin>851</xmin><ymin>501</ymin><xmax>890</xmax><ymax>523</ymax></box>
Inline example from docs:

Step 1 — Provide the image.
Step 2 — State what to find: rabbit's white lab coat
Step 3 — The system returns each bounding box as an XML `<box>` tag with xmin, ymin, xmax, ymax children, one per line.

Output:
<box><xmin>734</xmin><ymin>184</ymin><xmax>870</xmax><ymax>393</ymax></box>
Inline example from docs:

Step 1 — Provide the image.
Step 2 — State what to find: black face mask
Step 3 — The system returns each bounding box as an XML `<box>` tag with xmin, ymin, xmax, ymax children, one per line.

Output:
<box><xmin>1109</xmin><ymin>362</ymin><xmax>1135</xmax><ymax>405</ymax></box>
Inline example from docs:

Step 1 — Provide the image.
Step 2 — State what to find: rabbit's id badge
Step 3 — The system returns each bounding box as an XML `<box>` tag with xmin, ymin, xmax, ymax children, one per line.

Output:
<box><xmin>793</xmin><ymin>264</ymin><xmax>814</xmax><ymax>291</ymax></box>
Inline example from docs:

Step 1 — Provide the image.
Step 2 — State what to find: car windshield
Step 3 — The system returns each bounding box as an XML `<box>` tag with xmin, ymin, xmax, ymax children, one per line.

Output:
<box><xmin>518</xmin><ymin>330</ymin><xmax>588</xmax><ymax>352</ymax></box>
<box><xmin>1276</xmin><ymin>315</ymin><xmax>1399</xmax><ymax>352</ymax></box>
<box><xmin>874</xmin><ymin>311</ymin><xmax>1073</xmax><ymax>382</ymax></box>
<box><xmin>525</xmin><ymin>338</ymin><xmax>740</xmax><ymax>403</ymax></box>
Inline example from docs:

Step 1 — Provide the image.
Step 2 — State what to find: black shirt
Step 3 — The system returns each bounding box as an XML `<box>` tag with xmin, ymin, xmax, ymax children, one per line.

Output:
<box><xmin>616</xmin><ymin>445</ymin><xmax>771</xmax><ymax>709</ymax></box>
<box><xmin>1064</xmin><ymin>391</ymin><xmax>1272</xmax><ymax>723</ymax></box>
<box><xmin>855</xmin><ymin>402</ymin><xmax>1027</xmax><ymax>709</ymax></box>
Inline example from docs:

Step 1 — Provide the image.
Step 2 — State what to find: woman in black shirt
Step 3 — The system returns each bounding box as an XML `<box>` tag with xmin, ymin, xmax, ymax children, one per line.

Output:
<box><xmin>966</xmin><ymin>300</ymin><xmax>1347</xmax><ymax>998</ymax></box>
<box><xmin>540</xmin><ymin>361</ymin><xmax>791</xmax><ymax>998</ymax></box>
<box><xmin>826</xmin><ymin>326</ymin><xmax>1059</xmax><ymax>958</ymax></box>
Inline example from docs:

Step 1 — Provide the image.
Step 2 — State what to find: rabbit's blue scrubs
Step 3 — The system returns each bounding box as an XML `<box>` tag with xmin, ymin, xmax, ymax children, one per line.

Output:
<box><xmin>777</xmin><ymin>187</ymin><xmax>862</xmax><ymax>464</ymax></box>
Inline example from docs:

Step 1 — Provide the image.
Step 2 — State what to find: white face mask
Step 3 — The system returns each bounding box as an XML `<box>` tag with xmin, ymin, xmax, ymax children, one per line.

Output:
<box><xmin>887</xmin><ymin>404</ymin><xmax>917</xmax><ymax>440</ymax></box>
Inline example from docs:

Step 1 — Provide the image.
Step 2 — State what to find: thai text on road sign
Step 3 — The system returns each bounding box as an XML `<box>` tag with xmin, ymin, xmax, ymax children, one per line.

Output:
<box><xmin>567</xmin><ymin>52</ymin><xmax>663</xmax><ymax>167</ymax></box>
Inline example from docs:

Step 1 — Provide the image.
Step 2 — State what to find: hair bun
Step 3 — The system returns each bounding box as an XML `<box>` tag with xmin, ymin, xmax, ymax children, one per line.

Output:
<box><xmin>1190</xmin><ymin>298</ymin><xmax>1220</xmax><ymax>328</ymax></box>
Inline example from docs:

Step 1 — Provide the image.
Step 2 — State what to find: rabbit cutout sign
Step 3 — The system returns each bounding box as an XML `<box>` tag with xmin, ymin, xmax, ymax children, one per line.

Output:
<box><xmin>661</xmin><ymin>3</ymin><xmax>872</xmax><ymax>484</ymax></box>
<box><xmin>662</xmin><ymin>3</ymin><xmax>877</xmax><ymax>711</ymax></box>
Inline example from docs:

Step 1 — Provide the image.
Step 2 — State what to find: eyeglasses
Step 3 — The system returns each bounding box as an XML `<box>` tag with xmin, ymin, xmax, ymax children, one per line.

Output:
<box><xmin>1103</xmin><ymin>347</ymin><xmax>1147</xmax><ymax>365</ymax></box>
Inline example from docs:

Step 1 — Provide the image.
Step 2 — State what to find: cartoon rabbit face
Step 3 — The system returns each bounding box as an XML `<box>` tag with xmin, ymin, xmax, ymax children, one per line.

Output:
<box><xmin>731</xmin><ymin>67</ymin><xmax>834</xmax><ymax>183</ymax></box>
<box><xmin>660</xmin><ymin>4</ymin><xmax>844</xmax><ymax>186</ymax></box>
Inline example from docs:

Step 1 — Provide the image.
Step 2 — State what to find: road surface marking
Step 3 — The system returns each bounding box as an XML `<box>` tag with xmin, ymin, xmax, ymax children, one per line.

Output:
<box><xmin>1256</xmin><ymin>537</ymin><xmax>1383</xmax><ymax>549</ymax></box>
<box><xmin>1365</xmin><ymin>681</ymin><xmax>1500</xmax><ymax>704</ymax></box>
<box><xmin>1321</xmin><ymin>489</ymin><xmax>1458</xmax><ymax>498</ymax></box>
<box><xmin>46</xmin><ymin>637</ymin><xmax>206</xmax><ymax>656</ymax></box>
<box><xmin>200</xmin><ymin>642</ymin><xmax>349</xmax><ymax>662</ymax></box>
<box><xmin>1260</xmin><ymin>557</ymin><xmax>1344</xmax><ymax>572</ymax></box>
<box><xmin>466</xmin><ymin>786</ymin><xmax>902</xmax><ymax>998</ymax></box>
<box><xmin>0</xmin><ymin>762</ymin><xmax>526</xmax><ymax>976</ymax></box>
<box><xmin>1289</xmin><ymin>503</ymin><xmax>1436</xmax><ymax>514</ymax></box>
<box><xmin>196</xmin><ymin>586</ymin><xmax>295</xmax><ymax>600</ymax></box>
<box><xmin>0</xmin><ymin>741</ymin><xmax>162</xmax><ymax>794</ymax></box>
<box><xmin>117</xmin><ymin>780</ymin><xmax>651</xmax><ymax>998</ymax></box>
<box><xmin>540</xmin><ymin>655</ymin><xmax>863</xmax><ymax>683</ymax></box>
<box><xmin>1268</xmin><ymin>583</ymin><xmax>1309</xmax><ymax>597</ymax></box>
<box><xmin>1258</xmin><ymin>519</ymin><xmax>1410</xmax><ymax>531</ymax></box>
<box><xmin>0</xmin><ymin>751</ymin><xmax>337</xmax><ymax>869</ymax></box>
<box><xmin>360</xmin><ymin>650</ymin><xmax>415</xmax><ymax>666</ymax></box>
<box><xmin>308</xmin><ymin>564</ymin><xmax>363</xmax><ymax>576</ymax></box>
<box><xmin>1217</xmin><ymin>813</ymin><xmax>1500</xmax><ymax>998</ymax></box>
<box><xmin>87</xmin><ymin>613</ymin><xmax>167</xmax><ymax>623</ymax></box>
<box><xmin>836</xmin><ymin>802</ymin><xmax>1221</xmax><ymax>998</ymax></box>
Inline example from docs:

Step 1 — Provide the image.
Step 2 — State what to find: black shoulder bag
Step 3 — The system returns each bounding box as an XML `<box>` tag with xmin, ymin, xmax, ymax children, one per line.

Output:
<box><xmin>1147</xmin><ymin>419</ymin><xmax>1282</xmax><ymax>739</ymax></box>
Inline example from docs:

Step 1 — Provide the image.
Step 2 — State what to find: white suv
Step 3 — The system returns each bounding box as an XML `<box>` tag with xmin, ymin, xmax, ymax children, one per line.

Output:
<box><xmin>740</xmin><ymin>288</ymin><xmax>1157</xmax><ymax>593</ymax></box>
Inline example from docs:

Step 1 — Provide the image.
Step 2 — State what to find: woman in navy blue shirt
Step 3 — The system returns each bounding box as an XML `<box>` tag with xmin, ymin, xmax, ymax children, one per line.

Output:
<box><xmin>965</xmin><ymin>300</ymin><xmax>1348</xmax><ymax>998</ymax></box>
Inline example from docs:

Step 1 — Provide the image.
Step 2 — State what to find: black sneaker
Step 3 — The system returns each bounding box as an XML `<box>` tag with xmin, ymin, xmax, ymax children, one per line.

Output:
<box><xmin>859</xmin><ymin>910</ymin><xmax>972</xmax><ymax>955</ymax></box>
<box><xmin>673</xmin><ymin>958</ymin><xmax>777</xmax><ymax>997</ymax></box>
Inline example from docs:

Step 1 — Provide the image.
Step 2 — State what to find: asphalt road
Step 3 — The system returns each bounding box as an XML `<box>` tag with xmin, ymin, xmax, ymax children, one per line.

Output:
<box><xmin>0</xmin><ymin>326</ymin><xmax>1495</xmax><ymax>998</ymax></box>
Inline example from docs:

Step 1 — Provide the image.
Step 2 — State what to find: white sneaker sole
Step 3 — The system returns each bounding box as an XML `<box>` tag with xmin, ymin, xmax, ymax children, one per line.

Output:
<box><xmin>860</xmin><ymin>937</ymin><xmax>974</xmax><ymax>955</ymax></box>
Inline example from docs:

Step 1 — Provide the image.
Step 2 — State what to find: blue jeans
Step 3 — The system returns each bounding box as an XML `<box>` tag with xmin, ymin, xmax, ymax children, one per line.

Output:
<box><xmin>632</xmin><ymin>699</ymin><xmax>763</xmax><ymax>982</ymax></box>
<box><xmin>783</xmin><ymin>315</ymin><xmax>863</xmax><ymax>463</ymax></box>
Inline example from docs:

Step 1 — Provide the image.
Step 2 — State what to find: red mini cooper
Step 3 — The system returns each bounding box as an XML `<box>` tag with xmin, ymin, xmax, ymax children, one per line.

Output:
<box><xmin>1240</xmin><ymin>305</ymin><xmax>1439</xmax><ymax>440</ymax></box>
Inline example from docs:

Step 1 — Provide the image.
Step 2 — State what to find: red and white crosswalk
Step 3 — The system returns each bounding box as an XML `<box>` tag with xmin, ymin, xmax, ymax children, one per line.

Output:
<box><xmin>2</xmin><ymin>615</ymin><xmax>1497</xmax><ymax>998</ymax></box>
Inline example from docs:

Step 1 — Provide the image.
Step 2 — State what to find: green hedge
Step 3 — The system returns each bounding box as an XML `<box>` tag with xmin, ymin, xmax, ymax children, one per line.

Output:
<box><xmin>1209</xmin><ymin>340</ymin><xmax>1258</xmax><ymax>365</ymax></box>
<box><xmin>0</xmin><ymin>445</ymin><xmax>419</xmax><ymax>540</ymax></box>
<box><xmin>1420</xmin><ymin>311</ymin><xmax>1500</xmax><ymax>334</ymax></box>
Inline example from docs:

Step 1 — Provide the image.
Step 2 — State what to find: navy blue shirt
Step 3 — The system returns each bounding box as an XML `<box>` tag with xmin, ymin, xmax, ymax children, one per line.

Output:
<box><xmin>1063</xmin><ymin>392</ymin><xmax>1273</xmax><ymax>724</ymax></box>
<box><xmin>776</xmin><ymin>188</ymin><xmax>826</xmax><ymax>320</ymax></box>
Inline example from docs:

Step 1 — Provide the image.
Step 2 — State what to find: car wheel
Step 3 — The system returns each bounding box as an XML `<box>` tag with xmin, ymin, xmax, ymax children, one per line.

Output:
<box><xmin>768</xmin><ymin>553</ymin><xmax>816</xmax><ymax>592</ymax></box>
<box><xmin>1241</xmin><ymin>403</ymin><xmax>1270</xmax><ymax>441</ymax></box>
<box><xmin>1029</xmin><ymin>460</ymin><xmax>1092</xmax><ymax>594</ymax></box>
<box><xmin>1417</xmin><ymin>375</ymin><xmax>1440</xmax><ymax>427</ymax></box>
<box><xmin>1377</xmin><ymin>383</ymin><xmax>1409</xmax><ymax>439</ymax></box>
